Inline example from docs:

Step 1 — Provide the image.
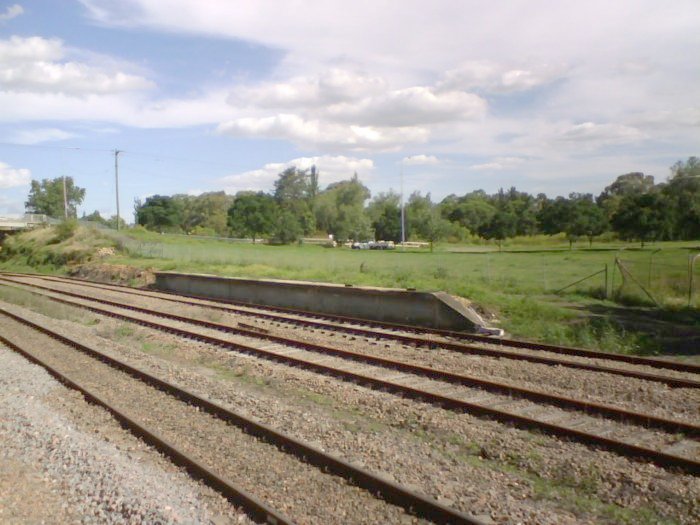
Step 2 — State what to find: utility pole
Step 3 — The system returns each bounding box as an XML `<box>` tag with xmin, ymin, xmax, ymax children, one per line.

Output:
<box><xmin>114</xmin><ymin>149</ymin><xmax>122</xmax><ymax>230</ymax></box>
<box><xmin>400</xmin><ymin>166</ymin><xmax>405</xmax><ymax>246</ymax></box>
<box><xmin>62</xmin><ymin>175</ymin><xmax>68</xmax><ymax>220</ymax></box>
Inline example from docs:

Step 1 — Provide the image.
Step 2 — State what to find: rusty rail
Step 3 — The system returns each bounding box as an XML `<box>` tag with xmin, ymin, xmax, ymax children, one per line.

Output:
<box><xmin>0</xmin><ymin>307</ymin><xmax>485</xmax><ymax>525</ymax></box>
<box><xmin>2</xmin><ymin>277</ymin><xmax>697</xmax><ymax>436</ymax></box>
<box><xmin>1</xmin><ymin>286</ymin><xmax>698</xmax><ymax>475</ymax></box>
<box><xmin>6</xmin><ymin>271</ymin><xmax>698</xmax><ymax>376</ymax></box>
<box><xmin>2</xmin><ymin>275</ymin><xmax>697</xmax><ymax>389</ymax></box>
<box><xmin>0</xmin><ymin>329</ymin><xmax>295</xmax><ymax>525</ymax></box>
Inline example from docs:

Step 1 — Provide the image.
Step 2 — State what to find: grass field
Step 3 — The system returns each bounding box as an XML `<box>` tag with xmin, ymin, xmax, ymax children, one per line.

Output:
<box><xmin>2</xmin><ymin>225</ymin><xmax>699</xmax><ymax>358</ymax></box>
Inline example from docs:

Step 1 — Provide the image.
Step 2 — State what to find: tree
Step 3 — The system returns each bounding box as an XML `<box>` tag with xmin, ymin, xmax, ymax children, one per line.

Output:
<box><xmin>537</xmin><ymin>196</ymin><xmax>569</xmax><ymax>236</ymax></box>
<box><xmin>82</xmin><ymin>210</ymin><xmax>108</xmax><ymax>225</ymax></box>
<box><xmin>315</xmin><ymin>174</ymin><xmax>371</xmax><ymax>243</ymax></box>
<box><xmin>271</xmin><ymin>208</ymin><xmax>304</xmax><ymax>244</ymax></box>
<box><xmin>503</xmin><ymin>187</ymin><xmax>539</xmax><ymax>236</ymax></box>
<box><xmin>568</xmin><ymin>194</ymin><xmax>608</xmax><ymax>247</ymax></box>
<box><xmin>419</xmin><ymin>209</ymin><xmax>451</xmax><ymax>251</ymax></box>
<box><xmin>227</xmin><ymin>192</ymin><xmax>277</xmax><ymax>242</ymax></box>
<box><xmin>191</xmin><ymin>192</ymin><xmax>233</xmax><ymax>235</ymax></box>
<box><xmin>274</xmin><ymin>167</ymin><xmax>316</xmax><ymax>235</ymax></box>
<box><xmin>107</xmin><ymin>215</ymin><xmax>127</xmax><ymax>230</ymax></box>
<box><xmin>611</xmin><ymin>192</ymin><xmax>672</xmax><ymax>247</ymax></box>
<box><xmin>538</xmin><ymin>194</ymin><xmax>608</xmax><ymax>248</ymax></box>
<box><xmin>405</xmin><ymin>192</ymin><xmax>450</xmax><ymax>250</ymax></box>
<box><xmin>135</xmin><ymin>195</ymin><xmax>183</xmax><ymax>232</ymax></box>
<box><xmin>478</xmin><ymin>204</ymin><xmax>518</xmax><ymax>250</ymax></box>
<box><xmin>597</xmin><ymin>172</ymin><xmax>655</xmax><ymax>220</ymax></box>
<box><xmin>367</xmin><ymin>191</ymin><xmax>403</xmax><ymax>242</ymax></box>
<box><xmin>447</xmin><ymin>198</ymin><xmax>496</xmax><ymax>235</ymax></box>
<box><xmin>663</xmin><ymin>157</ymin><xmax>700</xmax><ymax>239</ymax></box>
<box><xmin>25</xmin><ymin>176</ymin><xmax>86</xmax><ymax>218</ymax></box>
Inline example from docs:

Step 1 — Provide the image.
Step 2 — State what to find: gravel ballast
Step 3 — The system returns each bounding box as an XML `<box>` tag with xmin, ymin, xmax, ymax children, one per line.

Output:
<box><xmin>0</xmin><ymin>315</ymin><xmax>430</xmax><ymax>525</ymax></box>
<box><xmin>1</xmin><ymin>278</ymin><xmax>700</xmax><ymax>524</ymax></box>
<box><xmin>9</xmin><ymin>275</ymin><xmax>698</xmax><ymax>424</ymax></box>
<box><xmin>0</xmin><ymin>345</ymin><xmax>248</xmax><ymax>525</ymax></box>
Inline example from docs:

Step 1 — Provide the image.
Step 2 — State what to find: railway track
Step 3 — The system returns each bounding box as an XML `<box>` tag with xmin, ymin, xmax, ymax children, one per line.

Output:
<box><xmin>23</xmin><ymin>271</ymin><xmax>700</xmax><ymax>374</ymax></box>
<box><xmin>1</xmin><ymin>275</ymin><xmax>698</xmax><ymax>475</ymax></box>
<box><xmin>0</xmin><ymin>307</ymin><xmax>481</xmax><ymax>525</ymax></box>
<box><xmin>1</xmin><ymin>275</ymin><xmax>698</xmax><ymax>435</ymax></box>
<box><xmin>3</xmin><ymin>272</ymin><xmax>699</xmax><ymax>386</ymax></box>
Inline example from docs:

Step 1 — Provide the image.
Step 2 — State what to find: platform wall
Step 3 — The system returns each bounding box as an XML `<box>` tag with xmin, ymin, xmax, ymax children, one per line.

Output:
<box><xmin>153</xmin><ymin>272</ymin><xmax>486</xmax><ymax>332</ymax></box>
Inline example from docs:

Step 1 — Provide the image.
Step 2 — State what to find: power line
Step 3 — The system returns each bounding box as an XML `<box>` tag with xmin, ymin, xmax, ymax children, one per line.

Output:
<box><xmin>117</xmin><ymin>149</ymin><xmax>251</xmax><ymax>170</ymax></box>
<box><xmin>0</xmin><ymin>142</ymin><xmax>114</xmax><ymax>153</ymax></box>
<box><xmin>0</xmin><ymin>141</ymin><xmax>253</xmax><ymax>171</ymax></box>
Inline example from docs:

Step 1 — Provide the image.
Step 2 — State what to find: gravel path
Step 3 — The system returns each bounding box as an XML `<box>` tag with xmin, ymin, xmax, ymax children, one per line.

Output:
<box><xmin>2</xmin><ymin>298</ymin><xmax>698</xmax><ymax>524</ymax></box>
<box><xmin>0</xmin><ymin>315</ymin><xmax>426</xmax><ymax>525</ymax></box>
<box><xmin>0</xmin><ymin>345</ymin><xmax>248</xmax><ymax>525</ymax></box>
<box><xmin>11</xmin><ymin>275</ymin><xmax>699</xmax><ymax>425</ymax></box>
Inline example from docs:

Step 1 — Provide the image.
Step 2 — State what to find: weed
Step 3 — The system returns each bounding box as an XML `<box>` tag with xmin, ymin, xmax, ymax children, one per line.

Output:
<box><xmin>114</xmin><ymin>324</ymin><xmax>136</xmax><ymax>339</ymax></box>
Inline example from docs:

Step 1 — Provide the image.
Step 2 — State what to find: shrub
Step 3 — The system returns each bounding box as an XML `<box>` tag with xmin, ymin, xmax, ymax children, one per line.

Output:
<box><xmin>53</xmin><ymin>219</ymin><xmax>78</xmax><ymax>243</ymax></box>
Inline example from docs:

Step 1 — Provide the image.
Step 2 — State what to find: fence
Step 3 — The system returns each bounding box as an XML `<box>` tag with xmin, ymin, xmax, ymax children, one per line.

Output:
<box><xmin>613</xmin><ymin>253</ymin><xmax>700</xmax><ymax>307</ymax></box>
<box><xmin>465</xmin><ymin>249</ymin><xmax>700</xmax><ymax>308</ymax></box>
<box><xmin>549</xmin><ymin>251</ymin><xmax>700</xmax><ymax>307</ymax></box>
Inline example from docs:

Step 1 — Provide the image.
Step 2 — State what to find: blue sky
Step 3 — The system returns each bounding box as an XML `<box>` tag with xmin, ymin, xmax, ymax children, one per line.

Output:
<box><xmin>0</xmin><ymin>0</ymin><xmax>698</xmax><ymax>220</ymax></box>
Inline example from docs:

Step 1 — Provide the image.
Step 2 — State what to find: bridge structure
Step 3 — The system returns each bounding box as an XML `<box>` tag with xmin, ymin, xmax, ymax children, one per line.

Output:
<box><xmin>0</xmin><ymin>214</ymin><xmax>48</xmax><ymax>236</ymax></box>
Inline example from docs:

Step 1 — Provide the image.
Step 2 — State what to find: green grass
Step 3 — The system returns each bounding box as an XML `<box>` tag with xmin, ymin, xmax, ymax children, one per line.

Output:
<box><xmin>3</xmin><ymin>225</ymin><xmax>699</xmax><ymax>357</ymax></box>
<box><xmin>103</xmin><ymin>228</ymin><xmax>700</xmax><ymax>357</ymax></box>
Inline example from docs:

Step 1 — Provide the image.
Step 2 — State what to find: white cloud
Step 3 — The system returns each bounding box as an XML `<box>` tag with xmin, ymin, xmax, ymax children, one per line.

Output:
<box><xmin>219</xmin><ymin>155</ymin><xmax>374</xmax><ymax>194</ymax></box>
<box><xmin>402</xmin><ymin>155</ymin><xmax>439</xmax><ymax>166</ymax></box>
<box><xmin>11</xmin><ymin>127</ymin><xmax>78</xmax><ymax>145</ymax></box>
<box><xmin>217</xmin><ymin>114</ymin><xmax>428</xmax><ymax>152</ymax></box>
<box><xmin>557</xmin><ymin>122</ymin><xmax>645</xmax><ymax>145</ymax></box>
<box><xmin>0</xmin><ymin>36</ymin><xmax>63</xmax><ymax>63</ymax></box>
<box><xmin>0</xmin><ymin>161</ymin><xmax>31</xmax><ymax>188</ymax></box>
<box><xmin>327</xmin><ymin>87</ymin><xmax>486</xmax><ymax>126</ymax></box>
<box><xmin>229</xmin><ymin>69</ymin><xmax>385</xmax><ymax>109</ymax></box>
<box><xmin>0</xmin><ymin>35</ymin><xmax>154</xmax><ymax>95</ymax></box>
<box><xmin>0</xmin><ymin>4</ymin><xmax>23</xmax><ymax>22</ymax></box>
<box><xmin>224</xmin><ymin>69</ymin><xmax>483</xmax><ymax>150</ymax></box>
<box><xmin>470</xmin><ymin>157</ymin><xmax>526</xmax><ymax>170</ymax></box>
<box><xmin>0</xmin><ymin>0</ymin><xmax>691</xmax><ymax>186</ymax></box>
<box><xmin>0</xmin><ymin>89</ymin><xmax>237</xmax><ymax>128</ymax></box>
<box><xmin>439</xmin><ymin>61</ymin><xmax>565</xmax><ymax>93</ymax></box>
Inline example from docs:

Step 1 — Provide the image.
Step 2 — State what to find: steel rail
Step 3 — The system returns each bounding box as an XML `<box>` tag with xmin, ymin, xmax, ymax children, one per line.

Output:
<box><xmin>0</xmin><ymin>329</ymin><xmax>295</xmax><ymax>525</ymax></box>
<box><xmin>6</xmin><ymin>271</ymin><xmax>698</xmax><ymax>376</ymax></box>
<box><xmin>2</xmin><ymin>275</ymin><xmax>697</xmax><ymax>390</ymax></box>
<box><xmin>2</xmin><ymin>277</ymin><xmax>697</xmax><ymax>436</ymax></box>
<box><xmin>0</xmin><ymin>307</ymin><xmax>484</xmax><ymax>525</ymax></box>
<box><xmin>0</xmin><ymin>288</ymin><xmax>697</xmax><ymax>474</ymax></box>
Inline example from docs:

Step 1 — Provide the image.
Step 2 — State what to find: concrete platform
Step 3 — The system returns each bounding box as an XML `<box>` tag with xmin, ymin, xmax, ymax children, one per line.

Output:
<box><xmin>153</xmin><ymin>272</ymin><xmax>489</xmax><ymax>333</ymax></box>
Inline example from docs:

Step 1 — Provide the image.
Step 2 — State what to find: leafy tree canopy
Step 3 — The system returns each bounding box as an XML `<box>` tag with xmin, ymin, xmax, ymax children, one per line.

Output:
<box><xmin>227</xmin><ymin>191</ymin><xmax>277</xmax><ymax>242</ymax></box>
<box><xmin>135</xmin><ymin>195</ymin><xmax>183</xmax><ymax>232</ymax></box>
<box><xmin>25</xmin><ymin>177</ymin><xmax>86</xmax><ymax>219</ymax></box>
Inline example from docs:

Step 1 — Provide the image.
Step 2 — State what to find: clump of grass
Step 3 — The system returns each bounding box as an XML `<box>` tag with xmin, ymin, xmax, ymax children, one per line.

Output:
<box><xmin>0</xmin><ymin>285</ymin><xmax>92</xmax><ymax>323</ymax></box>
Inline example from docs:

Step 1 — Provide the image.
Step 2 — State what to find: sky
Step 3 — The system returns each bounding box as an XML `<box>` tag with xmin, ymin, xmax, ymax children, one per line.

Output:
<box><xmin>0</xmin><ymin>0</ymin><xmax>698</xmax><ymax>220</ymax></box>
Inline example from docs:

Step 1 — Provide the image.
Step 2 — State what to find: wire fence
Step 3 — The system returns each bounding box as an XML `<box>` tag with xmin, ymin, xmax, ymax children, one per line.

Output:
<box><xmin>88</xmin><ymin>222</ymin><xmax>700</xmax><ymax>308</ymax></box>
<box><xmin>614</xmin><ymin>254</ymin><xmax>700</xmax><ymax>307</ymax></box>
<box><xmin>468</xmin><ymin>250</ymin><xmax>700</xmax><ymax>308</ymax></box>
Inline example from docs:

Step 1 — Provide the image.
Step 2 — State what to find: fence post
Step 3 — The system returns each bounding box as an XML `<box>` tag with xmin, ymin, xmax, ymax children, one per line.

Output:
<box><xmin>604</xmin><ymin>263</ymin><xmax>608</xmax><ymax>299</ymax></box>
<box><xmin>648</xmin><ymin>248</ymin><xmax>661</xmax><ymax>287</ymax></box>
<box><xmin>689</xmin><ymin>253</ymin><xmax>700</xmax><ymax>307</ymax></box>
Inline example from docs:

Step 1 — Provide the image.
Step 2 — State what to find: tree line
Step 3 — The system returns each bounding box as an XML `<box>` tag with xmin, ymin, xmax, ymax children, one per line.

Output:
<box><xmin>25</xmin><ymin>157</ymin><xmax>699</xmax><ymax>247</ymax></box>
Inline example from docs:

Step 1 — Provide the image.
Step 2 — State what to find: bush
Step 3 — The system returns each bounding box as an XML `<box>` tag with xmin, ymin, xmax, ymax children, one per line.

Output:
<box><xmin>53</xmin><ymin>219</ymin><xmax>78</xmax><ymax>243</ymax></box>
